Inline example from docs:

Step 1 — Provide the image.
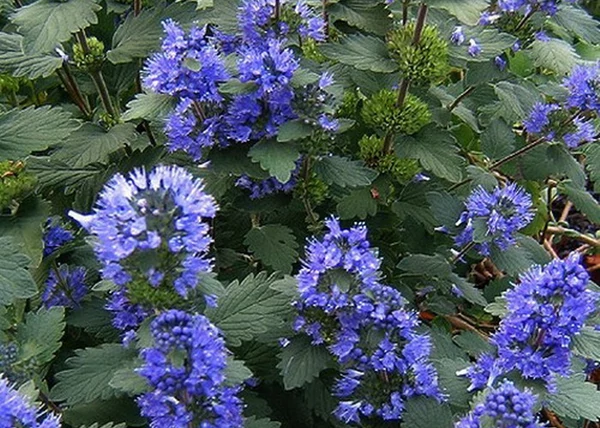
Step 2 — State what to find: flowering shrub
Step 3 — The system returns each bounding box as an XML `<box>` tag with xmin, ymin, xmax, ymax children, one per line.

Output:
<box><xmin>0</xmin><ymin>0</ymin><xmax>599</xmax><ymax>427</ymax></box>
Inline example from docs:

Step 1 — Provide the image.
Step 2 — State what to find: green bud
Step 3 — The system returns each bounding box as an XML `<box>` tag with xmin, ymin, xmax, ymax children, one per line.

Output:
<box><xmin>0</xmin><ymin>161</ymin><xmax>36</xmax><ymax>213</ymax></box>
<box><xmin>301</xmin><ymin>38</ymin><xmax>327</xmax><ymax>63</ymax></box>
<box><xmin>73</xmin><ymin>37</ymin><xmax>105</xmax><ymax>72</ymax></box>
<box><xmin>387</xmin><ymin>23</ymin><xmax>449</xmax><ymax>86</ymax></box>
<box><xmin>338</xmin><ymin>89</ymin><xmax>362</xmax><ymax>118</ymax></box>
<box><xmin>361</xmin><ymin>89</ymin><xmax>431</xmax><ymax>135</ymax></box>
<box><xmin>0</xmin><ymin>74</ymin><xmax>21</xmax><ymax>94</ymax></box>
<box><xmin>127</xmin><ymin>276</ymin><xmax>186</xmax><ymax>310</ymax></box>
<box><xmin>358</xmin><ymin>135</ymin><xmax>420</xmax><ymax>182</ymax></box>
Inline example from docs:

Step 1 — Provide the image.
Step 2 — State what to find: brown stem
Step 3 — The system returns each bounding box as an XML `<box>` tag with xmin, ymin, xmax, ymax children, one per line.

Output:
<box><xmin>57</xmin><ymin>66</ymin><xmax>91</xmax><ymax>118</ymax></box>
<box><xmin>274</xmin><ymin>0</ymin><xmax>280</xmax><ymax>21</ymax></box>
<box><xmin>411</xmin><ymin>2</ymin><xmax>428</xmax><ymax>46</ymax></box>
<box><xmin>543</xmin><ymin>408</ymin><xmax>566</xmax><ymax>428</ymax></box>
<box><xmin>402</xmin><ymin>0</ymin><xmax>410</xmax><ymax>26</ymax></box>
<box><xmin>447</xmin><ymin>86</ymin><xmax>475</xmax><ymax>112</ymax></box>
<box><xmin>133</xmin><ymin>0</ymin><xmax>141</xmax><ymax>16</ymax></box>
<box><xmin>444</xmin><ymin>315</ymin><xmax>488</xmax><ymax>339</ymax></box>
<box><xmin>38</xmin><ymin>390</ymin><xmax>62</xmax><ymax>415</ymax></box>
<box><xmin>301</xmin><ymin>157</ymin><xmax>319</xmax><ymax>226</ymax></box>
<box><xmin>546</xmin><ymin>226</ymin><xmax>600</xmax><ymax>247</ymax></box>
<box><xmin>488</xmin><ymin>136</ymin><xmax>546</xmax><ymax>170</ymax></box>
<box><xmin>558</xmin><ymin>201</ymin><xmax>573</xmax><ymax>223</ymax></box>
<box><xmin>322</xmin><ymin>0</ymin><xmax>329</xmax><ymax>38</ymax></box>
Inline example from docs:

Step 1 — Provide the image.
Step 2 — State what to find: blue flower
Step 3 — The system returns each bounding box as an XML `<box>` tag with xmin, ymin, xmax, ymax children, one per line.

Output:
<box><xmin>456</xmin><ymin>380</ymin><xmax>542</xmax><ymax>428</ymax></box>
<box><xmin>563</xmin><ymin>117</ymin><xmax>596</xmax><ymax>148</ymax></box>
<box><xmin>563</xmin><ymin>63</ymin><xmax>600</xmax><ymax>113</ymax></box>
<box><xmin>455</xmin><ymin>183</ymin><xmax>534</xmax><ymax>256</ymax></box>
<box><xmin>295</xmin><ymin>0</ymin><xmax>326</xmax><ymax>41</ymax></box>
<box><xmin>137</xmin><ymin>310</ymin><xmax>244</xmax><ymax>428</ymax></box>
<box><xmin>235</xmin><ymin>174</ymin><xmax>297</xmax><ymax>199</ymax></box>
<box><xmin>42</xmin><ymin>265</ymin><xmax>88</xmax><ymax>309</ymax></box>
<box><xmin>450</xmin><ymin>26</ymin><xmax>465</xmax><ymax>45</ymax></box>
<box><xmin>498</xmin><ymin>0</ymin><xmax>526</xmax><ymax>12</ymax></box>
<box><xmin>468</xmin><ymin>39</ymin><xmax>481</xmax><ymax>57</ymax></box>
<box><xmin>465</xmin><ymin>253</ymin><xmax>598</xmax><ymax>390</ymax></box>
<box><xmin>0</xmin><ymin>376</ymin><xmax>60</xmax><ymax>428</ymax></box>
<box><xmin>495</xmin><ymin>55</ymin><xmax>507</xmax><ymax>71</ymax></box>
<box><xmin>523</xmin><ymin>102</ymin><xmax>559</xmax><ymax>135</ymax></box>
<box><xmin>106</xmin><ymin>290</ymin><xmax>149</xmax><ymax>334</ymax></box>
<box><xmin>43</xmin><ymin>219</ymin><xmax>73</xmax><ymax>257</ymax></box>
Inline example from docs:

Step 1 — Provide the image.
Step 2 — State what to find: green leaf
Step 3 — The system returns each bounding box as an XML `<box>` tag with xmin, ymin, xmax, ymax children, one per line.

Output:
<box><xmin>67</xmin><ymin>298</ymin><xmax>118</xmax><ymax>341</ymax></box>
<box><xmin>79</xmin><ymin>423</ymin><xmax>126</xmax><ymax>428</ymax></box>
<box><xmin>0</xmin><ymin>32</ymin><xmax>62</xmax><ymax>79</ymax></box>
<box><xmin>586</xmin><ymin>144</ymin><xmax>600</xmax><ymax>192</ymax></box>
<box><xmin>12</xmin><ymin>0</ymin><xmax>101</xmax><ymax>53</ymax></box>
<box><xmin>427</xmin><ymin>190</ymin><xmax>464</xmax><ymax>231</ymax></box>
<box><xmin>0</xmin><ymin>106</ymin><xmax>79</xmax><ymax>160</ymax></box>
<box><xmin>453</xmin><ymin>331</ymin><xmax>494</xmax><ymax>358</ymax></box>
<box><xmin>450</xmin><ymin>29</ymin><xmax>516</xmax><ymax>63</ymax></box>
<box><xmin>427</xmin><ymin>0</ymin><xmax>488</xmax><ymax>25</ymax></box>
<box><xmin>395</xmin><ymin>125</ymin><xmax>465</xmax><ymax>183</ymax></box>
<box><xmin>559</xmin><ymin>182</ymin><xmax>600</xmax><ymax>224</ymax></box>
<box><xmin>248</xmin><ymin>140</ymin><xmax>301</xmax><ymax>183</ymax></box>
<box><xmin>50</xmin><ymin>344</ymin><xmax>137</xmax><ymax>405</ymax></box>
<box><xmin>206</xmin><ymin>272</ymin><xmax>293</xmax><ymax>347</ymax></box>
<box><xmin>518</xmin><ymin>143</ymin><xmax>586</xmax><ymax>188</ymax></box>
<box><xmin>245</xmin><ymin>417</ymin><xmax>281</xmax><ymax>428</ymax></box>
<box><xmin>452</xmin><ymin>275</ymin><xmax>488</xmax><ymax>306</ymax></box>
<box><xmin>481</xmin><ymin>119</ymin><xmax>515</xmax><ymax>160</ymax></box>
<box><xmin>224</xmin><ymin>357</ymin><xmax>253</xmax><ymax>386</ymax></box>
<box><xmin>107</xmin><ymin>2</ymin><xmax>197</xmax><ymax>63</ymax></box>
<box><xmin>109</xmin><ymin>361</ymin><xmax>149</xmax><ymax>396</ymax></box>
<box><xmin>553</xmin><ymin>5</ymin><xmax>600</xmax><ymax>44</ymax></box>
<box><xmin>328</xmin><ymin>0</ymin><xmax>392</xmax><ymax>36</ymax></box>
<box><xmin>17</xmin><ymin>307</ymin><xmax>64</xmax><ymax>365</ymax></box>
<box><xmin>549</xmin><ymin>374</ymin><xmax>600</xmax><ymax>421</ymax></box>
<box><xmin>0</xmin><ymin>196</ymin><xmax>49</xmax><ymax>267</ymax></box>
<box><xmin>244</xmin><ymin>225</ymin><xmax>299</xmax><ymax>274</ymax></box>
<box><xmin>572</xmin><ymin>327</ymin><xmax>600</xmax><ymax>362</ymax></box>
<box><xmin>319</xmin><ymin>34</ymin><xmax>397</xmax><ymax>73</ymax></box>
<box><xmin>121</xmin><ymin>92</ymin><xmax>176</xmax><ymax>122</ymax></box>
<box><xmin>27</xmin><ymin>157</ymin><xmax>104</xmax><ymax>193</ymax></box>
<box><xmin>63</xmin><ymin>398</ymin><xmax>144</xmax><ymax>428</ymax></box>
<box><xmin>529</xmin><ymin>38</ymin><xmax>580</xmax><ymax>75</ymax></box>
<box><xmin>393</xmin><ymin>183</ymin><xmax>438</xmax><ymax>230</ymax></box>
<box><xmin>398</xmin><ymin>254</ymin><xmax>452</xmax><ymax>278</ymax></box>
<box><xmin>494</xmin><ymin>81</ymin><xmax>542</xmax><ymax>124</ymax></box>
<box><xmin>0</xmin><ymin>236</ymin><xmax>38</xmax><ymax>306</ymax></box>
<box><xmin>276</xmin><ymin>120</ymin><xmax>313</xmax><ymax>142</ymax></box>
<box><xmin>490</xmin><ymin>235</ymin><xmax>550</xmax><ymax>276</ymax></box>
<box><xmin>314</xmin><ymin>155</ymin><xmax>378</xmax><ymax>188</ymax></box>
<box><xmin>432</xmin><ymin>358</ymin><xmax>472</xmax><ymax>409</ymax></box>
<box><xmin>277</xmin><ymin>336</ymin><xmax>334</xmax><ymax>390</ymax></box>
<box><xmin>402</xmin><ymin>397</ymin><xmax>454</xmax><ymax>428</ymax></box>
<box><xmin>336</xmin><ymin>187</ymin><xmax>378</xmax><ymax>220</ymax></box>
<box><xmin>53</xmin><ymin>123</ymin><xmax>137</xmax><ymax>168</ymax></box>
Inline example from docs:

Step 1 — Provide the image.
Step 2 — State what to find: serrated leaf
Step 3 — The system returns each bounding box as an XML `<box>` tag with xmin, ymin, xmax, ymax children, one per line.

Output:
<box><xmin>529</xmin><ymin>38</ymin><xmax>579</xmax><ymax>75</ymax></box>
<box><xmin>109</xmin><ymin>361</ymin><xmax>149</xmax><ymax>396</ymax></box>
<box><xmin>79</xmin><ymin>423</ymin><xmax>127</xmax><ymax>428</ymax></box>
<box><xmin>50</xmin><ymin>344</ymin><xmax>137</xmax><ymax>405</ymax></box>
<box><xmin>27</xmin><ymin>157</ymin><xmax>104</xmax><ymax>192</ymax></box>
<box><xmin>12</xmin><ymin>0</ymin><xmax>101</xmax><ymax>53</ymax></box>
<box><xmin>206</xmin><ymin>272</ymin><xmax>293</xmax><ymax>347</ymax></box>
<box><xmin>224</xmin><ymin>357</ymin><xmax>253</xmax><ymax>386</ymax></box>
<box><xmin>453</xmin><ymin>331</ymin><xmax>494</xmax><ymax>358</ymax></box>
<box><xmin>245</xmin><ymin>417</ymin><xmax>281</xmax><ymax>428</ymax></box>
<box><xmin>549</xmin><ymin>374</ymin><xmax>600</xmax><ymax>421</ymax></box>
<box><xmin>398</xmin><ymin>254</ymin><xmax>452</xmax><ymax>278</ymax></box>
<box><xmin>402</xmin><ymin>397</ymin><xmax>453</xmax><ymax>428</ymax></box>
<box><xmin>494</xmin><ymin>81</ymin><xmax>542</xmax><ymax>124</ymax></box>
<box><xmin>0</xmin><ymin>196</ymin><xmax>49</xmax><ymax>267</ymax></box>
<box><xmin>314</xmin><ymin>155</ymin><xmax>378</xmax><ymax>188</ymax></box>
<box><xmin>481</xmin><ymin>119</ymin><xmax>515</xmax><ymax>160</ymax></box>
<box><xmin>395</xmin><ymin>125</ymin><xmax>464</xmax><ymax>183</ymax></box>
<box><xmin>427</xmin><ymin>190</ymin><xmax>464</xmax><ymax>231</ymax></box>
<box><xmin>572</xmin><ymin>327</ymin><xmax>600</xmax><ymax>362</ymax></box>
<box><xmin>559</xmin><ymin>182</ymin><xmax>600</xmax><ymax>224</ymax></box>
<box><xmin>393</xmin><ymin>182</ymin><xmax>438</xmax><ymax>230</ymax></box>
<box><xmin>553</xmin><ymin>5</ymin><xmax>600</xmax><ymax>44</ymax></box>
<box><xmin>53</xmin><ymin>123</ymin><xmax>137</xmax><ymax>168</ymax></box>
<box><xmin>67</xmin><ymin>297</ymin><xmax>119</xmax><ymax>341</ymax></box>
<box><xmin>452</xmin><ymin>275</ymin><xmax>488</xmax><ymax>306</ymax></box>
<box><xmin>244</xmin><ymin>225</ymin><xmax>299</xmax><ymax>274</ymax></box>
<box><xmin>336</xmin><ymin>187</ymin><xmax>378</xmax><ymax>220</ymax></box>
<box><xmin>0</xmin><ymin>106</ymin><xmax>79</xmax><ymax>160</ymax></box>
<box><xmin>319</xmin><ymin>34</ymin><xmax>397</xmax><ymax>73</ymax></box>
<box><xmin>0</xmin><ymin>236</ymin><xmax>38</xmax><ymax>306</ymax></box>
<box><xmin>304</xmin><ymin>378</ymin><xmax>338</xmax><ymax>421</ymax></box>
<box><xmin>328</xmin><ymin>0</ymin><xmax>392</xmax><ymax>36</ymax></box>
<box><xmin>248</xmin><ymin>140</ymin><xmax>300</xmax><ymax>183</ymax></box>
<box><xmin>490</xmin><ymin>235</ymin><xmax>550</xmax><ymax>276</ymax></box>
<box><xmin>450</xmin><ymin>29</ymin><xmax>516</xmax><ymax>63</ymax></box>
<box><xmin>277</xmin><ymin>336</ymin><xmax>334</xmax><ymax>390</ymax></box>
<box><xmin>121</xmin><ymin>92</ymin><xmax>176</xmax><ymax>122</ymax></box>
<box><xmin>431</xmin><ymin>358</ymin><xmax>472</xmax><ymax>409</ymax></box>
<box><xmin>518</xmin><ymin>143</ymin><xmax>586</xmax><ymax>188</ymax></box>
<box><xmin>62</xmin><ymin>398</ymin><xmax>144</xmax><ymax>428</ymax></box>
<box><xmin>427</xmin><ymin>0</ymin><xmax>488</xmax><ymax>25</ymax></box>
<box><xmin>0</xmin><ymin>32</ymin><xmax>62</xmax><ymax>79</ymax></box>
<box><xmin>586</xmin><ymin>144</ymin><xmax>600</xmax><ymax>192</ymax></box>
<box><xmin>107</xmin><ymin>2</ymin><xmax>197</xmax><ymax>63</ymax></box>
<box><xmin>17</xmin><ymin>307</ymin><xmax>64</xmax><ymax>364</ymax></box>
<box><xmin>276</xmin><ymin>120</ymin><xmax>313</xmax><ymax>142</ymax></box>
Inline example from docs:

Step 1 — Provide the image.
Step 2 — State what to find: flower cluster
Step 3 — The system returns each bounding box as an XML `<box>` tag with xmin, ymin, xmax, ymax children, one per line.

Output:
<box><xmin>293</xmin><ymin>218</ymin><xmax>442</xmax><ymax>423</ymax></box>
<box><xmin>69</xmin><ymin>165</ymin><xmax>218</xmax><ymax>332</ymax></box>
<box><xmin>137</xmin><ymin>310</ymin><xmax>243</xmax><ymax>428</ymax></box>
<box><xmin>464</xmin><ymin>253</ymin><xmax>598</xmax><ymax>390</ymax></box>
<box><xmin>456</xmin><ymin>380</ymin><xmax>542</xmax><ymax>428</ymax></box>
<box><xmin>42</xmin><ymin>265</ymin><xmax>88</xmax><ymax>309</ymax></box>
<box><xmin>42</xmin><ymin>218</ymin><xmax>73</xmax><ymax>257</ymax></box>
<box><xmin>455</xmin><ymin>183</ymin><xmax>534</xmax><ymax>256</ymax></box>
<box><xmin>523</xmin><ymin>63</ymin><xmax>599</xmax><ymax>148</ymax></box>
<box><xmin>236</xmin><ymin>174</ymin><xmax>297</xmax><ymax>199</ymax></box>
<box><xmin>143</xmin><ymin>0</ymin><xmax>334</xmax><ymax>160</ymax></box>
<box><xmin>0</xmin><ymin>376</ymin><xmax>60</xmax><ymax>428</ymax></box>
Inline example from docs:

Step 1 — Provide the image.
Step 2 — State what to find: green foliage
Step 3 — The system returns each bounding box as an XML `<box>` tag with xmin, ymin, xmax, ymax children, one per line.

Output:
<box><xmin>0</xmin><ymin>236</ymin><xmax>38</xmax><ymax>306</ymax></box>
<box><xmin>17</xmin><ymin>307</ymin><xmax>65</xmax><ymax>365</ymax></box>
<box><xmin>313</xmin><ymin>155</ymin><xmax>378</xmax><ymax>188</ymax></box>
<box><xmin>276</xmin><ymin>336</ymin><xmax>335</xmax><ymax>390</ymax></box>
<box><xmin>0</xmin><ymin>160</ymin><xmax>36</xmax><ymax>212</ymax></box>
<box><xmin>319</xmin><ymin>34</ymin><xmax>397</xmax><ymax>73</ymax></box>
<box><xmin>244</xmin><ymin>225</ymin><xmax>299</xmax><ymax>274</ymax></box>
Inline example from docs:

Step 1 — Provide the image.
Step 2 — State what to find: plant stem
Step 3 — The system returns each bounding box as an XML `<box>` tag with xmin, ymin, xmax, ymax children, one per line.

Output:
<box><xmin>488</xmin><ymin>136</ymin><xmax>546</xmax><ymax>170</ymax></box>
<box><xmin>133</xmin><ymin>0</ymin><xmax>141</xmax><ymax>16</ymax></box>
<box><xmin>402</xmin><ymin>0</ymin><xmax>410</xmax><ymax>26</ymax></box>
<box><xmin>60</xmin><ymin>63</ymin><xmax>92</xmax><ymax>117</ymax></box>
<box><xmin>411</xmin><ymin>2</ymin><xmax>428</xmax><ymax>45</ymax></box>
<box><xmin>447</xmin><ymin>86</ymin><xmax>475</xmax><ymax>112</ymax></box>
<box><xmin>301</xmin><ymin>156</ymin><xmax>319</xmax><ymax>226</ymax></box>
<box><xmin>451</xmin><ymin>242</ymin><xmax>475</xmax><ymax>264</ymax></box>
<box><xmin>77</xmin><ymin>30</ymin><xmax>117</xmax><ymax>118</ymax></box>
<box><xmin>322</xmin><ymin>0</ymin><xmax>329</xmax><ymax>38</ymax></box>
<box><xmin>514</xmin><ymin>7</ymin><xmax>537</xmax><ymax>32</ymax></box>
<box><xmin>546</xmin><ymin>226</ymin><xmax>600</xmax><ymax>248</ymax></box>
<box><xmin>543</xmin><ymin>408</ymin><xmax>566</xmax><ymax>428</ymax></box>
<box><xmin>274</xmin><ymin>0</ymin><xmax>280</xmax><ymax>21</ymax></box>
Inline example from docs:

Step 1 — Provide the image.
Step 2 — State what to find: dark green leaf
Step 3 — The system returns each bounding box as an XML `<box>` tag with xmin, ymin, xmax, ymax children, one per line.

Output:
<box><xmin>481</xmin><ymin>119</ymin><xmax>515</xmax><ymax>160</ymax></box>
<box><xmin>17</xmin><ymin>307</ymin><xmax>64</xmax><ymax>364</ymax></box>
<box><xmin>328</xmin><ymin>0</ymin><xmax>392</xmax><ymax>36</ymax></box>
<box><xmin>245</xmin><ymin>417</ymin><xmax>281</xmax><ymax>428</ymax></box>
<box><xmin>402</xmin><ymin>397</ymin><xmax>454</xmax><ymax>428</ymax></box>
<box><xmin>277</xmin><ymin>336</ymin><xmax>334</xmax><ymax>390</ymax></box>
<box><xmin>122</xmin><ymin>92</ymin><xmax>176</xmax><ymax>122</ymax></box>
<box><xmin>0</xmin><ymin>32</ymin><xmax>62</xmax><ymax>79</ymax></box>
<box><xmin>572</xmin><ymin>327</ymin><xmax>600</xmax><ymax>362</ymax></box>
<box><xmin>559</xmin><ymin>182</ymin><xmax>600</xmax><ymax>224</ymax></box>
<box><xmin>206</xmin><ymin>272</ymin><xmax>293</xmax><ymax>347</ymax></box>
<box><xmin>450</xmin><ymin>29</ymin><xmax>516</xmax><ymax>63</ymax></box>
<box><xmin>244</xmin><ymin>225</ymin><xmax>299</xmax><ymax>274</ymax></box>
<box><xmin>12</xmin><ymin>0</ymin><xmax>101</xmax><ymax>53</ymax></box>
<box><xmin>427</xmin><ymin>191</ymin><xmax>464</xmax><ymax>231</ymax></box>
<box><xmin>432</xmin><ymin>358</ymin><xmax>472</xmax><ymax>409</ymax></box>
<box><xmin>398</xmin><ymin>254</ymin><xmax>452</xmax><ymax>277</ymax></box>
<box><xmin>276</xmin><ymin>120</ymin><xmax>313</xmax><ymax>142</ymax></box>
<box><xmin>585</xmin><ymin>144</ymin><xmax>600</xmax><ymax>192</ymax></box>
<box><xmin>109</xmin><ymin>360</ymin><xmax>149</xmax><ymax>396</ymax></box>
<box><xmin>0</xmin><ymin>106</ymin><xmax>79</xmax><ymax>160</ymax></box>
<box><xmin>314</xmin><ymin>155</ymin><xmax>378</xmax><ymax>188</ymax></box>
<box><xmin>549</xmin><ymin>374</ymin><xmax>600</xmax><ymax>421</ymax></box>
<box><xmin>248</xmin><ymin>140</ymin><xmax>301</xmax><ymax>183</ymax></box>
<box><xmin>494</xmin><ymin>81</ymin><xmax>542</xmax><ymax>124</ymax></box>
<box><xmin>319</xmin><ymin>34</ymin><xmax>397</xmax><ymax>73</ymax></box>
<box><xmin>553</xmin><ymin>5</ymin><xmax>600</xmax><ymax>44</ymax></box>
<box><xmin>336</xmin><ymin>187</ymin><xmax>378</xmax><ymax>220</ymax></box>
<box><xmin>0</xmin><ymin>236</ymin><xmax>38</xmax><ymax>306</ymax></box>
<box><xmin>224</xmin><ymin>357</ymin><xmax>253</xmax><ymax>386</ymax></box>
<box><xmin>427</xmin><ymin>0</ymin><xmax>488</xmax><ymax>24</ymax></box>
<box><xmin>529</xmin><ymin>38</ymin><xmax>579</xmax><ymax>75</ymax></box>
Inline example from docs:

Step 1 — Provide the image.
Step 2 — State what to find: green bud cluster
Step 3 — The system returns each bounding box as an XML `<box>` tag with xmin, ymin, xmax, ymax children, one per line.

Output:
<box><xmin>295</xmin><ymin>171</ymin><xmax>329</xmax><ymax>206</ymax></box>
<box><xmin>0</xmin><ymin>161</ymin><xmax>36</xmax><ymax>213</ymax></box>
<box><xmin>301</xmin><ymin>38</ymin><xmax>327</xmax><ymax>63</ymax></box>
<box><xmin>338</xmin><ymin>89</ymin><xmax>362</xmax><ymax>118</ymax></box>
<box><xmin>387</xmin><ymin>23</ymin><xmax>449</xmax><ymax>86</ymax></box>
<box><xmin>99</xmin><ymin>112</ymin><xmax>120</xmax><ymax>129</ymax></box>
<box><xmin>127</xmin><ymin>276</ymin><xmax>186</xmax><ymax>310</ymax></box>
<box><xmin>73</xmin><ymin>37</ymin><xmax>105</xmax><ymax>72</ymax></box>
<box><xmin>0</xmin><ymin>74</ymin><xmax>22</xmax><ymax>94</ymax></box>
<box><xmin>358</xmin><ymin>135</ymin><xmax>420</xmax><ymax>182</ymax></box>
<box><xmin>361</xmin><ymin>89</ymin><xmax>431</xmax><ymax>135</ymax></box>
